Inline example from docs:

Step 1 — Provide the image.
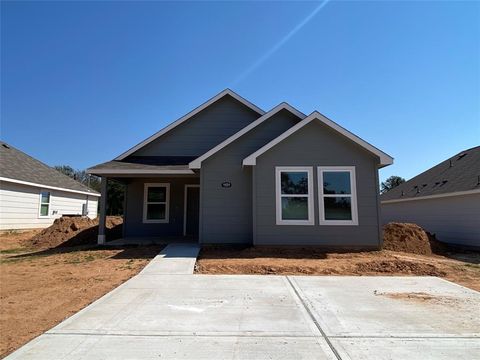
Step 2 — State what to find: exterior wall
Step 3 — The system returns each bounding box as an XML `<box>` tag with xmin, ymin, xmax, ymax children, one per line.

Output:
<box><xmin>253</xmin><ymin>121</ymin><xmax>381</xmax><ymax>247</ymax></box>
<box><xmin>0</xmin><ymin>181</ymin><xmax>98</xmax><ymax>230</ymax></box>
<box><xmin>200</xmin><ymin>109</ymin><xmax>300</xmax><ymax>244</ymax></box>
<box><xmin>130</xmin><ymin>96</ymin><xmax>260</xmax><ymax>158</ymax></box>
<box><xmin>381</xmin><ymin>193</ymin><xmax>480</xmax><ymax>248</ymax></box>
<box><xmin>123</xmin><ymin>177</ymin><xmax>199</xmax><ymax>238</ymax></box>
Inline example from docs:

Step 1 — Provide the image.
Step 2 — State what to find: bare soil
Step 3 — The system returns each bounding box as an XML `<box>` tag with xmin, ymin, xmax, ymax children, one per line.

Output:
<box><xmin>196</xmin><ymin>223</ymin><xmax>480</xmax><ymax>292</ymax></box>
<box><xmin>0</xmin><ymin>226</ymin><xmax>161</xmax><ymax>358</ymax></box>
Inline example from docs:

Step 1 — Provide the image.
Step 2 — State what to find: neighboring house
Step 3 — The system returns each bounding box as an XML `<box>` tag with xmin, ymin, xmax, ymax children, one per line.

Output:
<box><xmin>381</xmin><ymin>146</ymin><xmax>480</xmax><ymax>248</ymax></box>
<box><xmin>88</xmin><ymin>89</ymin><xmax>393</xmax><ymax>247</ymax></box>
<box><xmin>0</xmin><ymin>142</ymin><xmax>100</xmax><ymax>230</ymax></box>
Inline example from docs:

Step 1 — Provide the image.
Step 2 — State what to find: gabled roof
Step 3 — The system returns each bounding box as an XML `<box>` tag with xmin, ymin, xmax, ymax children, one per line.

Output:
<box><xmin>0</xmin><ymin>141</ymin><xmax>100</xmax><ymax>196</ymax></box>
<box><xmin>381</xmin><ymin>146</ymin><xmax>480</xmax><ymax>203</ymax></box>
<box><xmin>242</xmin><ymin>111</ymin><xmax>394</xmax><ymax>167</ymax></box>
<box><xmin>115</xmin><ymin>89</ymin><xmax>265</xmax><ymax>160</ymax></box>
<box><xmin>189</xmin><ymin>102</ymin><xmax>305</xmax><ymax>169</ymax></box>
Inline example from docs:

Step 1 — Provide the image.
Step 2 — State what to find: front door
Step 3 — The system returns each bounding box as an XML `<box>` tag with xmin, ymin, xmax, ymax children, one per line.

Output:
<box><xmin>184</xmin><ymin>185</ymin><xmax>200</xmax><ymax>238</ymax></box>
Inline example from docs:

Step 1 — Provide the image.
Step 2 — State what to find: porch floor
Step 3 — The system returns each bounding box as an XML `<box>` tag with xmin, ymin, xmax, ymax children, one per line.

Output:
<box><xmin>106</xmin><ymin>236</ymin><xmax>198</xmax><ymax>246</ymax></box>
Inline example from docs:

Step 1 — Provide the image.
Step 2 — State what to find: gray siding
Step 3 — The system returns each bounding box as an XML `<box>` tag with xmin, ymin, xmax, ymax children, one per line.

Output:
<box><xmin>381</xmin><ymin>194</ymin><xmax>480</xmax><ymax>248</ymax></box>
<box><xmin>124</xmin><ymin>177</ymin><xmax>199</xmax><ymax>238</ymax></box>
<box><xmin>130</xmin><ymin>95</ymin><xmax>260</xmax><ymax>157</ymax></box>
<box><xmin>200</xmin><ymin>110</ymin><xmax>300</xmax><ymax>244</ymax></box>
<box><xmin>254</xmin><ymin>121</ymin><xmax>381</xmax><ymax>248</ymax></box>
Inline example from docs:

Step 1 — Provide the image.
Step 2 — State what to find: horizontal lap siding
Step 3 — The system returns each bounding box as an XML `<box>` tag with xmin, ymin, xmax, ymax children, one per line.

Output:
<box><xmin>0</xmin><ymin>181</ymin><xmax>98</xmax><ymax>230</ymax></box>
<box><xmin>381</xmin><ymin>194</ymin><xmax>480</xmax><ymax>247</ymax></box>
<box><xmin>200</xmin><ymin>110</ymin><xmax>300</xmax><ymax>244</ymax></box>
<box><xmin>254</xmin><ymin>121</ymin><xmax>381</xmax><ymax>247</ymax></box>
<box><xmin>131</xmin><ymin>96</ymin><xmax>260</xmax><ymax>157</ymax></box>
<box><xmin>124</xmin><ymin>177</ymin><xmax>199</xmax><ymax>238</ymax></box>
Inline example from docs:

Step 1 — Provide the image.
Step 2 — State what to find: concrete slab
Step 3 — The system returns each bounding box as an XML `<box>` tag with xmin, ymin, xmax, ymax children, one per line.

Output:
<box><xmin>139</xmin><ymin>243</ymin><xmax>200</xmax><ymax>275</ymax></box>
<box><xmin>289</xmin><ymin>276</ymin><xmax>480</xmax><ymax>338</ymax></box>
<box><xmin>6</xmin><ymin>273</ymin><xmax>480</xmax><ymax>359</ymax></box>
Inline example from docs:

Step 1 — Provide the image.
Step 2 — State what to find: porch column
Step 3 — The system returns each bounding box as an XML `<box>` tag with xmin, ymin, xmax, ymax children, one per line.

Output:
<box><xmin>97</xmin><ymin>177</ymin><xmax>107</xmax><ymax>245</ymax></box>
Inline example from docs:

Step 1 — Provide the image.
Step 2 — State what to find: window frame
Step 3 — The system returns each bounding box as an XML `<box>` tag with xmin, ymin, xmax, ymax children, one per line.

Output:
<box><xmin>38</xmin><ymin>190</ymin><xmax>51</xmax><ymax>218</ymax></box>
<box><xmin>143</xmin><ymin>183</ymin><xmax>170</xmax><ymax>224</ymax></box>
<box><xmin>275</xmin><ymin>166</ymin><xmax>314</xmax><ymax>226</ymax></box>
<box><xmin>317</xmin><ymin>166</ymin><xmax>358</xmax><ymax>226</ymax></box>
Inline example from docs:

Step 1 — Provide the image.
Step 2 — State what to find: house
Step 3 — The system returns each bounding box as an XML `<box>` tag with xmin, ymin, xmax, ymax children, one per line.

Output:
<box><xmin>87</xmin><ymin>89</ymin><xmax>393</xmax><ymax>247</ymax></box>
<box><xmin>381</xmin><ymin>146</ymin><xmax>480</xmax><ymax>249</ymax></box>
<box><xmin>0</xmin><ymin>142</ymin><xmax>100</xmax><ymax>230</ymax></box>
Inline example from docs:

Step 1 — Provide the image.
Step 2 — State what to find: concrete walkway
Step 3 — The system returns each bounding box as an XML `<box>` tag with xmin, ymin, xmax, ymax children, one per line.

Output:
<box><xmin>6</xmin><ymin>254</ymin><xmax>480</xmax><ymax>359</ymax></box>
<box><xmin>139</xmin><ymin>243</ymin><xmax>200</xmax><ymax>275</ymax></box>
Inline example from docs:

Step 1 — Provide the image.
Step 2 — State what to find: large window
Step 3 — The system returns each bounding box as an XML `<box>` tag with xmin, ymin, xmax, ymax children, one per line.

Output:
<box><xmin>143</xmin><ymin>183</ymin><xmax>170</xmax><ymax>223</ymax></box>
<box><xmin>38</xmin><ymin>191</ymin><xmax>50</xmax><ymax>217</ymax></box>
<box><xmin>275</xmin><ymin>167</ymin><xmax>314</xmax><ymax>225</ymax></box>
<box><xmin>318</xmin><ymin>167</ymin><xmax>358</xmax><ymax>225</ymax></box>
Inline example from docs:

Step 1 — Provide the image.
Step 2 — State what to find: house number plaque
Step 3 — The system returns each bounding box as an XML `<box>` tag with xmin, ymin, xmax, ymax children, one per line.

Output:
<box><xmin>221</xmin><ymin>181</ymin><xmax>232</xmax><ymax>188</ymax></box>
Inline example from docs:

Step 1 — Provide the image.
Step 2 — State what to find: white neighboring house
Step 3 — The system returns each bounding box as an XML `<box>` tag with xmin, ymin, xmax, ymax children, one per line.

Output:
<box><xmin>381</xmin><ymin>146</ymin><xmax>480</xmax><ymax>249</ymax></box>
<box><xmin>0</xmin><ymin>141</ymin><xmax>100</xmax><ymax>230</ymax></box>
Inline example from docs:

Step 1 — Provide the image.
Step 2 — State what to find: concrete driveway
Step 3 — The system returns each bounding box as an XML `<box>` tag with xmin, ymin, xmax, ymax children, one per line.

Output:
<box><xmin>6</xmin><ymin>247</ymin><xmax>480</xmax><ymax>359</ymax></box>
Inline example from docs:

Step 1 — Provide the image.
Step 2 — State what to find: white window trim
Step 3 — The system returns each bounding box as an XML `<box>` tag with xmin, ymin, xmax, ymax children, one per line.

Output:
<box><xmin>317</xmin><ymin>166</ymin><xmax>358</xmax><ymax>226</ymax></box>
<box><xmin>143</xmin><ymin>183</ymin><xmax>170</xmax><ymax>224</ymax></box>
<box><xmin>275</xmin><ymin>166</ymin><xmax>314</xmax><ymax>226</ymax></box>
<box><xmin>38</xmin><ymin>190</ymin><xmax>51</xmax><ymax>218</ymax></box>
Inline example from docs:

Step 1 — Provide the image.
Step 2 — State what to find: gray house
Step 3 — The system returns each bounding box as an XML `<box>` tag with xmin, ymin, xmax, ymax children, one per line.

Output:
<box><xmin>88</xmin><ymin>89</ymin><xmax>393</xmax><ymax>247</ymax></box>
<box><xmin>381</xmin><ymin>146</ymin><xmax>480</xmax><ymax>248</ymax></box>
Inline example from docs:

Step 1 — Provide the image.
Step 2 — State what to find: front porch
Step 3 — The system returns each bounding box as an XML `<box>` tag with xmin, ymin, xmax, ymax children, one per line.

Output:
<box><xmin>88</xmin><ymin>162</ymin><xmax>200</xmax><ymax>246</ymax></box>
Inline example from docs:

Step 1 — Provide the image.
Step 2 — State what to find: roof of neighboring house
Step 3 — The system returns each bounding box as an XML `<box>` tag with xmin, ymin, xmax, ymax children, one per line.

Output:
<box><xmin>115</xmin><ymin>89</ymin><xmax>265</xmax><ymax>161</ymax></box>
<box><xmin>189</xmin><ymin>102</ymin><xmax>305</xmax><ymax>169</ymax></box>
<box><xmin>0</xmin><ymin>141</ymin><xmax>100</xmax><ymax>196</ymax></box>
<box><xmin>242</xmin><ymin>111</ymin><xmax>394</xmax><ymax>167</ymax></box>
<box><xmin>87</xmin><ymin>158</ymin><xmax>195</xmax><ymax>175</ymax></box>
<box><xmin>381</xmin><ymin>146</ymin><xmax>480</xmax><ymax>202</ymax></box>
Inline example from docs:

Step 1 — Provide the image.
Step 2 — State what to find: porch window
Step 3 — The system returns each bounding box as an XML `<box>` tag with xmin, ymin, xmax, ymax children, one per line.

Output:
<box><xmin>38</xmin><ymin>191</ymin><xmax>50</xmax><ymax>217</ymax></box>
<box><xmin>318</xmin><ymin>166</ymin><xmax>358</xmax><ymax>225</ymax></box>
<box><xmin>275</xmin><ymin>167</ymin><xmax>314</xmax><ymax>225</ymax></box>
<box><xmin>143</xmin><ymin>183</ymin><xmax>170</xmax><ymax>223</ymax></box>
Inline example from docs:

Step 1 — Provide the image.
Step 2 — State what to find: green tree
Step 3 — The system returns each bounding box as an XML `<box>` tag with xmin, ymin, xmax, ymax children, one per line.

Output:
<box><xmin>381</xmin><ymin>175</ymin><xmax>406</xmax><ymax>194</ymax></box>
<box><xmin>54</xmin><ymin>165</ymin><xmax>124</xmax><ymax>215</ymax></box>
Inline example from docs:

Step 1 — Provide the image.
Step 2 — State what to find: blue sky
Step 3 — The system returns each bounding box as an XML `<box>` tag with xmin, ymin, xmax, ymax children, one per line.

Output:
<box><xmin>1</xmin><ymin>1</ymin><xmax>479</xmax><ymax>182</ymax></box>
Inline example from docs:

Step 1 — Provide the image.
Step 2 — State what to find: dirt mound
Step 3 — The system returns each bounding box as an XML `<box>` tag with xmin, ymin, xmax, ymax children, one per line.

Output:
<box><xmin>382</xmin><ymin>222</ymin><xmax>435</xmax><ymax>255</ymax></box>
<box><xmin>26</xmin><ymin>216</ymin><xmax>123</xmax><ymax>249</ymax></box>
<box><xmin>355</xmin><ymin>259</ymin><xmax>445</xmax><ymax>276</ymax></box>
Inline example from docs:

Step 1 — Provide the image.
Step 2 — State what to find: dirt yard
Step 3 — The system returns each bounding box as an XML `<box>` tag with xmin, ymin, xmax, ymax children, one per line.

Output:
<box><xmin>196</xmin><ymin>223</ymin><xmax>480</xmax><ymax>292</ymax></box>
<box><xmin>0</xmin><ymin>227</ymin><xmax>162</xmax><ymax>358</ymax></box>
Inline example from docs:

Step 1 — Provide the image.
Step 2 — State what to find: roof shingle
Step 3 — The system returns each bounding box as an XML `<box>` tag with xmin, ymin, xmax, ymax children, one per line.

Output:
<box><xmin>0</xmin><ymin>141</ymin><xmax>99</xmax><ymax>195</ymax></box>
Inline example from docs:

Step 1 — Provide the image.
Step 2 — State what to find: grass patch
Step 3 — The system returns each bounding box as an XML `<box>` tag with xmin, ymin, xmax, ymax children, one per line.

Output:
<box><xmin>0</xmin><ymin>248</ymin><xmax>27</xmax><ymax>254</ymax></box>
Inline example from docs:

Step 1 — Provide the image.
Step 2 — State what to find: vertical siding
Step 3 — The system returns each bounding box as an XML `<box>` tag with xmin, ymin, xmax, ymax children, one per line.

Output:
<box><xmin>253</xmin><ymin>121</ymin><xmax>381</xmax><ymax>247</ymax></box>
<box><xmin>0</xmin><ymin>181</ymin><xmax>98</xmax><ymax>230</ymax></box>
<box><xmin>124</xmin><ymin>177</ymin><xmax>199</xmax><ymax>238</ymax></box>
<box><xmin>200</xmin><ymin>110</ymin><xmax>300</xmax><ymax>244</ymax></box>
<box><xmin>130</xmin><ymin>95</ymin><xmax>260</xmax><ymax>157</ymax></box>
<box><xmin>381</xmin><ymin>194</ymin><xmax>480</xmax><ymax>247</ymax></box>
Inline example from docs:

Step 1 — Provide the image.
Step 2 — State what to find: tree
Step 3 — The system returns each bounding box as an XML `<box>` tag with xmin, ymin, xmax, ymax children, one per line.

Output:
<box><xmin>381</xmin><ymin>175</ymin><xmax>405</xmax><ymax>194</ymax></box>
<box><xmin>54</xmin><ymin>164</ymin><xmax>124</xmax><ymax>215</ymax></box>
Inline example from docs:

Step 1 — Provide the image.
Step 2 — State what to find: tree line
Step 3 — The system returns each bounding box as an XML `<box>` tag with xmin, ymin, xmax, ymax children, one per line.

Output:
<box><xmin>54</xmin><ymin>165</ymin><xmax>124</xmax><ymax>215</ymax></box>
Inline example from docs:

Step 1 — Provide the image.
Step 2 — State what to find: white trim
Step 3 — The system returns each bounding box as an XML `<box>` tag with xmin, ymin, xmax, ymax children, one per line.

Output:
<box><xmin>317</xmin><ymin>166</ymin><xmax>358</xmax><ymax>226</ymax></box>
<box><xmin>38</xmin><ymin>189</ymin><xmax>51</xmax><ymax>218</ymax></box>
<box><xmin>243</xmin><ymin>112</ymin><xmax>394</xmax><ymax>167</ymax></box>
<box><xmin>275</xmin><ymin>166</ymin><xmax>314</xmax><ymax>226</ymax></box>
<box><xmin>115</xmin><ymin>89</ymin><xmax>265</xmax><ymax>160</ymax></box>
<box><xmin>0</xmin><ymin>176</ymin><xmax>100</xmax><ymax>197</ymax></box>
<box><xmin>381</xmin><ymin>189</ymin><xmax>480</xmax><ymax>204</ymax></box>
<box><xmin>189</xmin><ymin>103</ymin><xmax>305</xmax><ymax>169</ymax></box>
<box><xmin>87</xmin><ymin>169</ymin><xmax>195</xmax><ymax>175</ymax></box>
<box><xmin>142</xmin><ymin>183</ymin><xmax>170</xmax><ymax>223</ymax></box>
<box><xmin>183</xmin><ymin>184</ymin><xmax>200</xmax><ymax>236</ymax></box>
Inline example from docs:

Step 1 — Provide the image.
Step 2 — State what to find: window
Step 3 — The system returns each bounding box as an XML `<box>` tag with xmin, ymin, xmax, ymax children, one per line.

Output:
<box><xmin>39</xmin><ymin>191</ymin><xmax>50</xmax><ymax>217</ymax></box>
<box><xmin>318</xmin><ymin>167</ymin><xmax>358</xmax><ymax>225</ymax></box>
<box><xmin>275</xmin><ymin>167</ymin><xmax>314</xmax><ymax>225</ymax></box>
<box><xmin>143</xmin><ymin>183</ymin><xmax>170</xmax><ymax>223</ymax></box>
